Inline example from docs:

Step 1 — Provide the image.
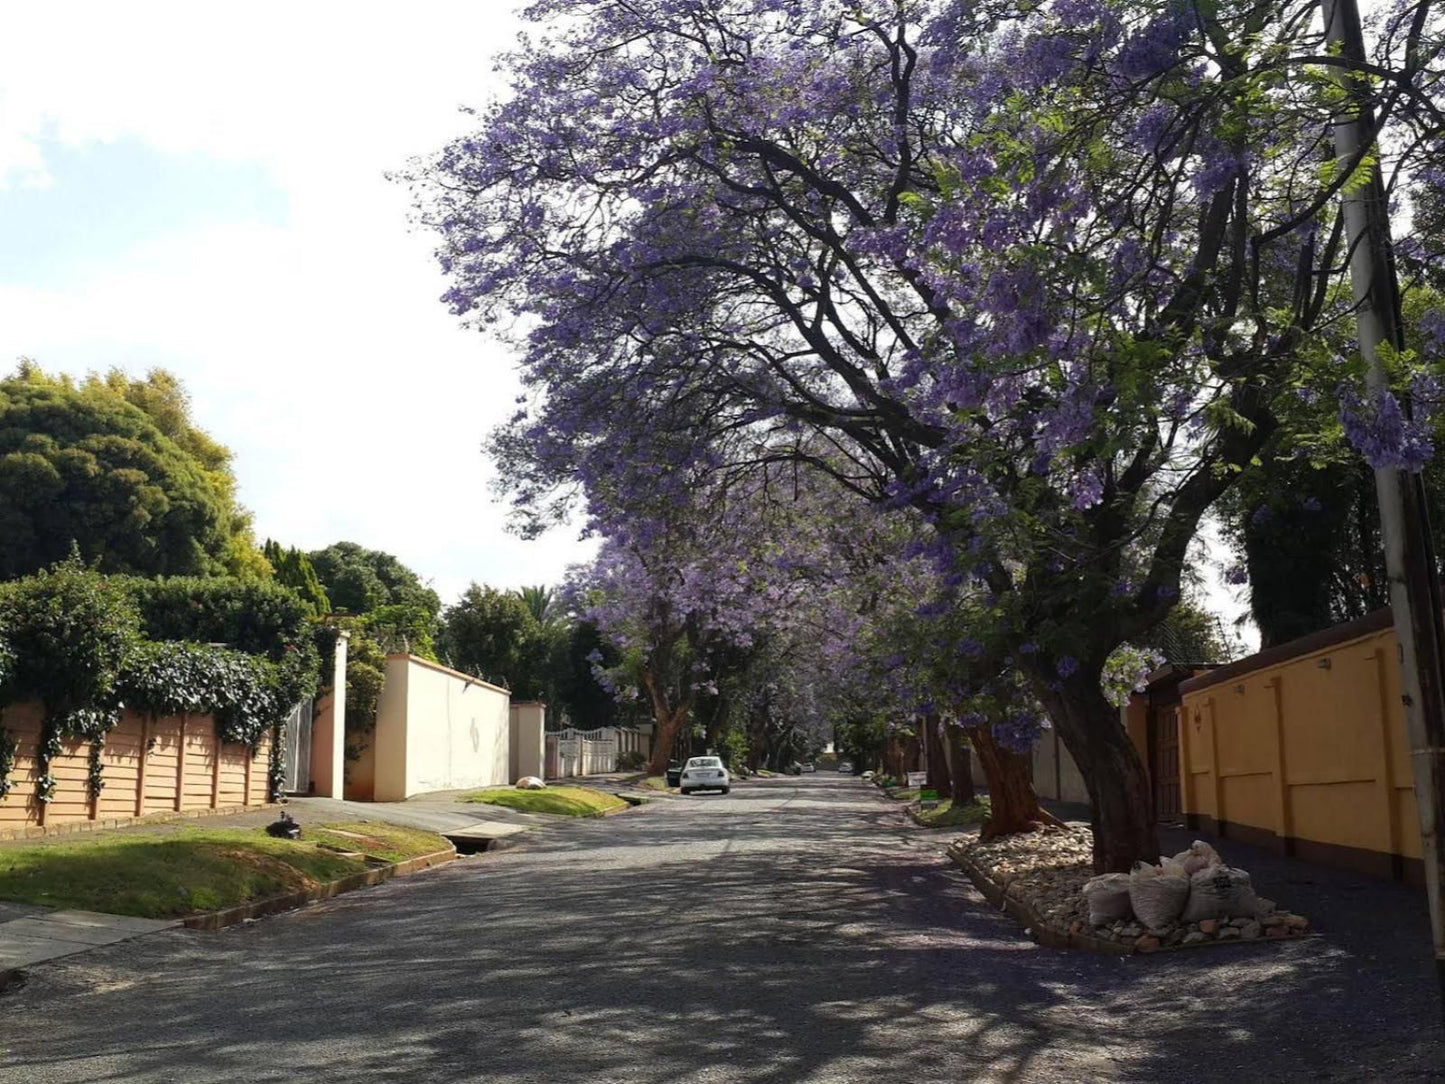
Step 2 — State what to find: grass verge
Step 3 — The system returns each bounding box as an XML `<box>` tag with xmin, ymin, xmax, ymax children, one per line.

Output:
<box><xmin>464</xmin><ymin>784</ymin><xmax>629</xmax><ymax>817</ymax></box>
<box><xmin>0</xmin><ymin>821</ymin><xmax>449</xmax><ymax>919</ymax></box>
<box><xmin>886</xmin><ymin>787</ymin><xmax>920</xmax><ymax>802</ymax></box>
<box><xmin>641</xmin><ymin>775</ymin><xmax>671</xmax><ymax>792</ymax></box>
<box><xmin>910</xmin><ymin>796</ymin><xmax>992</xmax><ymax>829</ymax></box>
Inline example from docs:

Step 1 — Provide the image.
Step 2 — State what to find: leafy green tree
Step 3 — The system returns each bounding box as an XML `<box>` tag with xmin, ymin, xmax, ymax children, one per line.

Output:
<box><xmin>0</xmin><ymin>364</ymin><xmax>248</xmax><ymax>580</ymax></box>
<box><xmin>362</xmin><ymin>603</ymin><xmax>438</xmax><ymax>660</ymax></box>
<box><xmin>1137</xmin><ymin>597</ymin><xmax>1233</xmax><ymax>666</ymax></box>
<box><xmin>86</xmin><ymin>367</ymin><xmax>269</xmax><ymax>579</ymax></box>
<box><xmin>308</xmin><ymin>542</ymin><xmax>441</xmax><ymax>619</ymax></box>
<box><xmin>548</xmin><ymin>620</ymin><xmax>619</xmax><ymax>729</ymax></box>
<box><xmin>437</xmin><ymin>584</ymin><xmax>543</xmax><ymax>695</ymax></box>
<box><xmin>263</xmin><ymin>540</ymin><xmax>331</xmax><ymax>617</ymax></box>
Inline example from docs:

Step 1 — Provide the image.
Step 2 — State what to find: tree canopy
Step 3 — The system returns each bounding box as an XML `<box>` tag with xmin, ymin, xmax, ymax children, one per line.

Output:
<box><xmin>308</xmin><ymin>541</ymin><xmax>442</xmax><ymax>619</ymax></box>
<box><xmin>414</xmin><ymin>0</ymin><xmax>1445</xmax><ymax>869</ymax></box>
<box><xmin>0</xmin><ymin>364</ymin><xmax>258</xmax><ymax>580</ymax></box>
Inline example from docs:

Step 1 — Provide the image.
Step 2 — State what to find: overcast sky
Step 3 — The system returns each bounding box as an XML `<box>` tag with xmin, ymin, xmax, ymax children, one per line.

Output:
<box><xmin>0</xmin><ymin>1</ymin><xmax>597</xmax><ymax>605</ymax></box>
<box><xmin>0</xmin><ymin>2</ymin><xmax>1256</xmax><ymax>650</ymax></box>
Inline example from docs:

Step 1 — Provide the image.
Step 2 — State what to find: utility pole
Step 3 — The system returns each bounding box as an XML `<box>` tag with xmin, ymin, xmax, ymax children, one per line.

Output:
<box><xmin>1323</xmin><ymin>0</ymin><xmax>1445</xmax><ymax>1019</ymax></box>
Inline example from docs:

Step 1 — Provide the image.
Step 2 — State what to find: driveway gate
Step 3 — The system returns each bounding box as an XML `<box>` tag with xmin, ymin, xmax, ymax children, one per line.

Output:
<box><xmin>280</xmin><ymin>698</ymin><xmax>314</xmax><ymax>795</ymax></box>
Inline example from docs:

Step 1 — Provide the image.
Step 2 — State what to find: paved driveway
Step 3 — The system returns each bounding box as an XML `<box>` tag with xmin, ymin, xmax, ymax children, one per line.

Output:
<box><xmin>0</xmin><ymin>777</ymin><xmax>1440</xmax><ymax>1082</ymax></box>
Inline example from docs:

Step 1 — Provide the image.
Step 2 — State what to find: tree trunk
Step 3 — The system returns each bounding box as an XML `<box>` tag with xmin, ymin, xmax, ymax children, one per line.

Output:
<box><xmin>966</xmin><ymin>725</ymin><xmax>1062</xmax><ymax>838</ymax></box>
<box><xmin>923</xmin><ymin>713</ymin><xmax>949</xmax><ymax>792</ymax></box>
<box><xmin>642</xmin><ymin>668</ymin><xmax>690</xmax><ymax>776</ymax></box>
<box><xmin>943</xmin><ymin>724</ymin><xmax>976</xmax><ymax>806</ymax></box>
<box><xmin>646</xmin><ymin>708</ymin><xmax>686</xmax><ymax>775</ymax></box>
<box><xmin>1039</xmin><ymin>675</ymin><xmax>1160</xmax><ymax>873</ymax></box>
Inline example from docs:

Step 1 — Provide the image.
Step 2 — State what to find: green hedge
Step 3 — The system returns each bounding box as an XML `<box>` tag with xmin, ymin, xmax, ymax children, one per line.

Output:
<box><xmin>0</xmin><ymin>558</ymin><xmax>327</xmax><ymax>803</ymax></box>
<box><xmin>122</xmin><ymin>576</ymin><xmax>316</xmax><ymax>662</ymax></box>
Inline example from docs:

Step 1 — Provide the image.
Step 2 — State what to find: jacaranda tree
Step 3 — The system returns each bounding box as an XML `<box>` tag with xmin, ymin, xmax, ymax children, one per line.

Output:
<box><xmin>415</xmin><ymin>0</ymin><xmax>1445</xmax><ymax>870</ymax></box>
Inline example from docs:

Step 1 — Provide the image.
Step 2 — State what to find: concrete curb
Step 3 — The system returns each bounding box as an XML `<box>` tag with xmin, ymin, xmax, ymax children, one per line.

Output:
<box><xmin>946</xmin><ymin>842</ymin><xmax>1316</xmax><ymax>956</ymax></box>
<box><xmin>181</xmin><ymin>846</ymin><xmax>457</xmax><ymax>931</ymax></box>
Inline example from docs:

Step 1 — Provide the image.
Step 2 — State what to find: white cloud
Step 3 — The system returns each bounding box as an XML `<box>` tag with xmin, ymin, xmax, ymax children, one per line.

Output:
<box><xmin>0</xmin><ymin>1</ymin><xmax>598</xmax><ymax>602</ymax></box>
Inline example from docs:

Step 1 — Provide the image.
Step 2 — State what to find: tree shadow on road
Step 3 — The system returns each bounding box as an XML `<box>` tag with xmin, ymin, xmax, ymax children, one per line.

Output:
<box><xmin>1</xmin><ymin>782</ymin><xmax>1439</xmax><ymax>1083</ymax></box>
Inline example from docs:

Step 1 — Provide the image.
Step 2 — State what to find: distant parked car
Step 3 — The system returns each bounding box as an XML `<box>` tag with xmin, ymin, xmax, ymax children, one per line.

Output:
<box><xmin>837</xmin><ymin>761</ymin><xmax>853</xmax><ymax>773</ymax></box>
<box><xmin>680</xmin><ymin>756</ymin><xmax>730</xmax><ymax>795</ymax></box>
<box><xmin>800</xmin><ymin>762</ymin><xmax>816</xmax><ymax>773</ymax></box>
<box><xmin>862</xmin><ymin>770</ymin><xmax>875</xmax><ymax>781</ymax></box>
<box><xmin>786</xmin><ymin>762</ymin><xmax>803</xmax><ymax>775</ymax></box>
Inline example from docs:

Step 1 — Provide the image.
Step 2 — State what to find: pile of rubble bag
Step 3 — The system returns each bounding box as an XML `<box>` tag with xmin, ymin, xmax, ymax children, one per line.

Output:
<box><xmin>1078</xmin><ymin>840</ymin><xmax>1311</xmax><ymax>949</ymax></box>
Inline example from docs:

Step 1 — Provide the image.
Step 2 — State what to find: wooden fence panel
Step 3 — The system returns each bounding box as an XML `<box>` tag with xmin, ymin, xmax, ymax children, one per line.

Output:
<box><xmin>218</xmin><ymin>744</ymin><xmax>250</xmax><ymax>806</ymax></box>
<box><xmin>0</xmin><ymin>705</ymin><xmax>43</xmax><ymax>826</ymax></box>
<box><xmin>0</xmin><ymin>704</ymin><xmax>276</xmax><ymax>834</ymax></box>
<box><xmin>247</xmin><ymin>734</ymin><xmax>270</xmax><ymax>805</ymax></box>
<box><xmin>144</xmin><ymin>718</ymin><xmax>182</xmax><ymax>813</ymax></box>
<box><xmin>43</xmin><ymin>739</ymin><xmax>93</xmax><ymax>824</ymax></box>
<box><xmin>182</xmin><ymin>722</ymin><xmax>217</xmax><ymax>811</ymax></box>
<box><xmin>100</xmin><ymin>724</ymin><xmax>145</xmax><ymax>819</ymax></box>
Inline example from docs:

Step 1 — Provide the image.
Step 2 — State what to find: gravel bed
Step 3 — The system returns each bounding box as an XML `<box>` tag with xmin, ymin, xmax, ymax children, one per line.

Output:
<box><xmin>954</xmin><ymin>825</ymin><xmax>1312</xmax><ymax>952</ymax></box>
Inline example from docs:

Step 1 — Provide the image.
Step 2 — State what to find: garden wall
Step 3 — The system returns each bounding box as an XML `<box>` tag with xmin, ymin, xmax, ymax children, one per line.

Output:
<box><xmin>1177</xmin><ymin>609</ymin><xmax>1422</xmax><ymax>883</ymax></box>
<box><xmin>349</xmin><ymin>654</ymin><xmax>511</xmax><ymax>802</ymax></box>
<box><xmin>0</xmin><ymin>702</ymin><xmax>271</xmax><ymax>837</ymax></box>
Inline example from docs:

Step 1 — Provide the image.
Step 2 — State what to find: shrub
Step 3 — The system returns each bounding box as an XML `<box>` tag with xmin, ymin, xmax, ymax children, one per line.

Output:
<box><xmin>343</xmin><ymin>631</ymin><xmax>388</xmax><ymax>759</ymax></box>
<box><xmin>119</xmin><ymin>640</ymin><xmax>297</xmax><ymax>747</ymax></box>
<box><xmin>0</xmin><ymin>556</ymin><xmax>141</xmax><ymax>801</ymax></box>
<box><xmin>0</xmin><ymin>559</ymin><xmax>324</xmax><ymax>802</ymax></box>
<box><xmin>121</xmin><ymin>576</ymin><xmax>315</xmax><ymax>663</ymax></box>
<box><xmin>0</xmin><ymin>555</ymin><xmax>139</xmax><ymax>717</ymax></box>
<box><xmin>617</xmin><ymin>749</ymin><xmax>647</xmax><ymax>770</ymax></box>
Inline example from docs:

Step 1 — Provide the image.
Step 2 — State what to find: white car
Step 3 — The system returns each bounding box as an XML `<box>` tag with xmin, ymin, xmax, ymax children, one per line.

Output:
<box><xmin>679</xmin><ymin>756</ymin><xmax>730</xmax><ymax>795</ymax></box>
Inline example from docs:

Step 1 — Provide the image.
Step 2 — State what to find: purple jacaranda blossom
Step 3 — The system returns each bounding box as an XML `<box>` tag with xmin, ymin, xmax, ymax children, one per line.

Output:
<box><xmin>1339</xmin><ymin>383</ymin><xmax>1434</xmax><ymax>472</ymax></box>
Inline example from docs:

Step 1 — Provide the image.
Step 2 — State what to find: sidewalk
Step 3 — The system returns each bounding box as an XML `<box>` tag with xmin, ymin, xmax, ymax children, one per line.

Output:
<box><xmin>0</xmin><ymin>903</ymin><xmax>176</xmax><ymax>973</ymax></box>
<box><xmin>0</xmin><ymin>791</ymin><xmax>566</xmax><ymax>979</ymax></box>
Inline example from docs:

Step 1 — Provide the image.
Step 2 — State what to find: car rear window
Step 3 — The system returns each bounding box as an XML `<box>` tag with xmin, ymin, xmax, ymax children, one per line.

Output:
<box><xmin>687</xmin><ymin>757</ymin><xmax>722</xmax><ymax>768</ymax></box>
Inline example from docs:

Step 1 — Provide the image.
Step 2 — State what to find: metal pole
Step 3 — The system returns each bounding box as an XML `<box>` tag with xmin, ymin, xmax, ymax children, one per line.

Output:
<box><xmin>1323</xmin><ymin>0</ymin><xmax>1445</xmax><ymax>1020</ymax></box>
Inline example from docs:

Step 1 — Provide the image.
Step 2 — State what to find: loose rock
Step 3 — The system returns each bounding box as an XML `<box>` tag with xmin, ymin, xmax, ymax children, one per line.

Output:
<box><xmin>951</xmin><ymin>826</ymin><xmax>1309</xmax><ymax>956</ymax></box>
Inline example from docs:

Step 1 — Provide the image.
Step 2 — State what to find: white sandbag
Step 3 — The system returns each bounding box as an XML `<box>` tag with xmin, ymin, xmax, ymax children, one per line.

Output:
<box><xmin>1171</xmin><ymin>840</ymin><xmax>1223</xmax><ymax>877</ymax></box>
<box><xmin>1180</xmin><ymin>865</ymin><xmax>1262</xmax><ymax>922</ymax></box>
<box><xmin>1081</xmin><ymin>873</ymin><xmax>1133</xmax><ymax>926</ymax></box>
<box><xmin>1128</xmin><ymin>860</ymin><xmax>1191</xmax><ymax>929</ymax></box>
<box><xmin>515</xmin><ymin>776</ymin><xmax>546</xmax><ymax>790</ymax></box>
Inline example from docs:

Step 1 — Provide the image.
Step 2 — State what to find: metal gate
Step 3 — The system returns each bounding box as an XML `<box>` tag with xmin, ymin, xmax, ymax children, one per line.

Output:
<box><xmin>281</xmin><ymin>698</ymin><xmax>314</xmax><ymax>795</ymax></box>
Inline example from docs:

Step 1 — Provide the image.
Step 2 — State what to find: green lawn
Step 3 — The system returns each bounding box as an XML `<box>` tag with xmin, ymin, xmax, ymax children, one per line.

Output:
<box><xmin>640</xmin><ymin>775</ymin><xmax>671</xmax><ymax>791</ymax></box>
<box><xmin>464</xmin><ymin>784</ymin><xmax>629</xmax><ymax>817</ymax></box>
<box><xmin>887</xmin><ymin>787</ymin><xmax>920</xmax><ymax>802</ymax></box>
<box><xmin>910</xmin><ymin>796</ymin><xmax>992</xmax><ymax>829</ymax></box>
<box><xmin>0</xmin><ymin>821</ymin><xmax>450</xmax><ymax>919</ymax></box>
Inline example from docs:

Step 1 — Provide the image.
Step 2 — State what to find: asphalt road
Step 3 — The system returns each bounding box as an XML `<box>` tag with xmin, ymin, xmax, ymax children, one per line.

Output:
<box><xmin>0</xmin><ymin>776</ymin><xmax>1441</xmax><ymax>1082</ymax></box>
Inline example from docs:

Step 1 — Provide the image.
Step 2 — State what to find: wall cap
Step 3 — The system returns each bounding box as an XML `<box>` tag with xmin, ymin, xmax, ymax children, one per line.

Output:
<box><xmin>1179</xmin><ymin>608</ymin><xmax>1394</xmax><ymax>696</ymax></box>
<box><xmin>385</xmin><ymin>653</ymin><xmax>511</xmax><ymax>696</ymax></box>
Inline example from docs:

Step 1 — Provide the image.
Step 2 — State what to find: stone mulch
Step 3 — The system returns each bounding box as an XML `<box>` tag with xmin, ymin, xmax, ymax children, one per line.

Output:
<box><xmin>949</xmin><ymin>825</ymin><xmax>1312</xmax><ymax>953</ymax></box>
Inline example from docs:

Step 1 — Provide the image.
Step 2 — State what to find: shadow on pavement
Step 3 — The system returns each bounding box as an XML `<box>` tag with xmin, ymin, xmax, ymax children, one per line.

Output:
<box><xmin>0</xmin><ymin>779</ymin><xmax>1439</xmax><ymax>1083</ymax></box>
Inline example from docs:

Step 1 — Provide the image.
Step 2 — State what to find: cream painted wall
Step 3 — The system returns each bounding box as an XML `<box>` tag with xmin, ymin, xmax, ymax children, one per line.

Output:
<box><xmin>310</xmin><ymin>631</ymin><xmax>349</xmax><ymax>798</ymax></box>
<box><xmin>509</xmin><ymin>702</ymin><xmax>545</xmax><ymax>782</ymax></box>
<box><xmin>372</xmin><ymin>655</ymin><xmax>511</xmax><ymax>801</ymax></box>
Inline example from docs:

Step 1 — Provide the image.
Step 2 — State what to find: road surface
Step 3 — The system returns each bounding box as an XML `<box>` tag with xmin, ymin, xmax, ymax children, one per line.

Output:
<box><xmin>0</xmin><ymin>776</ymin><xmax>1440</xmax><ymax>1082</ymax></box>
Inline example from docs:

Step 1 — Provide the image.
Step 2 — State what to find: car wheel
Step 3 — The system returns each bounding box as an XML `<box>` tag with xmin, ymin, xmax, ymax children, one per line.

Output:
<box><xmin>721</xmin><ymin>787</ymin><xmax>730</xmax><ymax>795</ymax></box>
<box><xmin>681</xmin><ymin>788</ymin><xmax>692</xmax><ymax>795</ymax></box>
